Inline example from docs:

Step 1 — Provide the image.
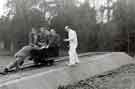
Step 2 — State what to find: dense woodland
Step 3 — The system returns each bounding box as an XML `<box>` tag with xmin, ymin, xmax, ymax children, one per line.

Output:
<box><xmin>0</xmin><ymin>0</ymin><xmax>135</xmax><ymax>56</ymax></box>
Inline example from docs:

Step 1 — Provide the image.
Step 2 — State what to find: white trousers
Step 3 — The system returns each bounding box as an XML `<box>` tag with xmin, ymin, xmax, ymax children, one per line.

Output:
<box><xmin>68</xmin><ymin>45</ymin><xmax>79</xmax><ymax>65</ymax></box>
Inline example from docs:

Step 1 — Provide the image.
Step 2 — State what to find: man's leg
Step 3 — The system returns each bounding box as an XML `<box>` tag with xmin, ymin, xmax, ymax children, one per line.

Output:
<box><xmin>5</xmin><ymin>61</ymin><xmax>18</xmax><ymax>71</ymax></box>
<box><xmin>15</xmin><ymin>57</ymin><xmax>25</xmax><ymax>71</ymax></box>
<box><xmin>68</xmin><ymin>48</ymin><xmax>75</xmax><ymax>65</ymax></box>
<box><xmin>4</xmin><ymin>56</ymin><xmax>24</xmax><ymax>72</ymax></box>
<box><xmin>74</xmin><ymin>49</ymin><xmax>79</xmax><ymax>63</ymax></box>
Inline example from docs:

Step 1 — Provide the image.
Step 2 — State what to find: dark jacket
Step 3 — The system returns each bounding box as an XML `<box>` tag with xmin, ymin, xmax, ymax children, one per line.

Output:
<box><xmin>48</xmin><ymin>33</ymin><xmax>61</xmax><ymax>47</ymax></box>
<box><xmin>38</xmin><ymin>32</ymin><xmax>49</xmax><ymax>47</ymax></box>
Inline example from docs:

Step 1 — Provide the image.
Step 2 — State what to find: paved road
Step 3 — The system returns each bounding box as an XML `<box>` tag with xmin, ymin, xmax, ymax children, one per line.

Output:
<box><xmin>0</xmin><ymin>52</ymin><xmax>106</xmax><ymax>66</ymax></box>
<box><xmin>0</xmin><ymin>53</ymin><xmax>106</xmax><ymax>84</ymax></box>
<box><xmin>1</xmin><ymin>52</ymin><xmax>130</xmax><ymax>85</ymax></box>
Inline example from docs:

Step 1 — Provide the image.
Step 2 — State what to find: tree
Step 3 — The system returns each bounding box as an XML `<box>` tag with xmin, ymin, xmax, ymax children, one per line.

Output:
<box><xmin>112</xmin><ymin>0</ymin><xmax>135</xmax><ymax>55</ymax></box>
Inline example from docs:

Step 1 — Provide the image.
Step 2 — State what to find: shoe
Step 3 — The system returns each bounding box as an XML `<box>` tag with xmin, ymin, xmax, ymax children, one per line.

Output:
<box><xmin>4</xmin><ymin>68</ymin><xmax>8</xmax><ymax>72</ymax></box>
<box><xmin>75</xmin><ymin>61</ymin><xmax>80</xmax><ymax>64</ymax></box>
<box><xmin>67</xmin><ymin>63</ymin><xmax>75</xmax><ymax>66</ymax></box>
<box><xmin>2</xmin><ymin>68</ymin><xmax>9</xmax><ymax>75</ymax></box>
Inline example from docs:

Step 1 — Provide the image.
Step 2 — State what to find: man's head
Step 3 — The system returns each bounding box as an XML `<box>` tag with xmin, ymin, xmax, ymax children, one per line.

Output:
<box><xmin>64</xmin><ymin>26</ymin><xmax>70</xmax><ymax>32</ymax></box>
<box><xmin>40</xmin><ymin>27</ymin><xmax>44</xmax><ymax>32</ymax></box>
<box><xmin>32</xmin><ymin>28</ymin><xmax>36</xmax><ymax>33</ymax></box>
<box><xmin>50</xmin><ymin>29</ymin><xmax>56</xmax><ymax>35</ymax></box>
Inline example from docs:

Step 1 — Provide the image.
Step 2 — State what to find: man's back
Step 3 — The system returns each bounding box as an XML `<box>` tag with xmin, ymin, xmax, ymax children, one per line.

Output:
<box><xmin>15</xmin><ymin>45</ymin><xmax>39</xmax><ymax>57</ymax></box>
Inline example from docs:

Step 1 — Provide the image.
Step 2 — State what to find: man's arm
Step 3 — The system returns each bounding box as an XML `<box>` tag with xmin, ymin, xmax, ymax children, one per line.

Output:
<box><xmin>64</xmin><ymin>31</ymin><xmax>74</xmax><ymax>42</ymax></box>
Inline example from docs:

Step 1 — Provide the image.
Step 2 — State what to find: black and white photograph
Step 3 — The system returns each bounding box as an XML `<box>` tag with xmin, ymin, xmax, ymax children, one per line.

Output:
<box><xmin>0</xmin><ymin>0</ymin><xmax>134</xmax><ymax>89</ymax></box>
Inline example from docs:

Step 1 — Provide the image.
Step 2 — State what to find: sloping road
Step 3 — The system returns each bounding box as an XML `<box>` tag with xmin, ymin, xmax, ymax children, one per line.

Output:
<box><xmin>0</xmin><ymin>52</ymin><xmax>108</xmax><ymax>84</ymax></box>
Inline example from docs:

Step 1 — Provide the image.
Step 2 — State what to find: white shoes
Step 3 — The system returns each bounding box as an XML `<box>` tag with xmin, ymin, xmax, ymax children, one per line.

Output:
<box><xmin>67</xmin><ymin>62</ymin><xmax>80</xmax><ymax>66</ymax></box>
<box><xmin>67</xmin><ymin>63</ymin><xmax>75</xmax><ymax>66</ymax></box>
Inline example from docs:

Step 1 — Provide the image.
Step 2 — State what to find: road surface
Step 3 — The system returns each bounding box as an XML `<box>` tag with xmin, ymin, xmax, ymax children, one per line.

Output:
<box><xmin>0</xmin><ymin>52</ymin><xmax>106</xmax><ymax>84</ymax></box>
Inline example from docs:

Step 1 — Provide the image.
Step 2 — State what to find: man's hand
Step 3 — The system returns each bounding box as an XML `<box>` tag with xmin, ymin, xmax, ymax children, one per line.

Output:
<box><xmin>64</xmin><ymin>39</ymin><xmax>69</xmax><ymax>42</ymax></box>
<box><xmin>46</xmin><ymin>45</ymin><xmax>49</xmax><ymax>48</ymax></box>
<box><xmin>40</xmin><ymin>45</ymin><xmax>49</xmax><ymax>49</ymax></box>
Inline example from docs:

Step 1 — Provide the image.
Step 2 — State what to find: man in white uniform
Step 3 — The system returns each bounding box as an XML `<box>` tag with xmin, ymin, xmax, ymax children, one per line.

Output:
<box><xmin>64</xmin><ymin>26</ymin><xmax>80</xmax><ymax>66</ymax></box>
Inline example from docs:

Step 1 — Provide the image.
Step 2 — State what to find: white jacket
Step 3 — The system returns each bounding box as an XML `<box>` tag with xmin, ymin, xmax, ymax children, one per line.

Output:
<box><xmin>68</xmin><ymin>29</ymin><xmax>78</xmax><ymax>48</ymax></box>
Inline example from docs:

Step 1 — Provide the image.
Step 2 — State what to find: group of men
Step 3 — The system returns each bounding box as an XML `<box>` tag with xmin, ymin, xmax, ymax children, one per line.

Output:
<box><xmin>3</xmin><ymin>26</ymin><xmax>79</xmax><ymax>74</ymax></box>
<box><xmin>29</xmin><ymin>27</ymin><xmax>61</xmax><ymax>57</ymax></box>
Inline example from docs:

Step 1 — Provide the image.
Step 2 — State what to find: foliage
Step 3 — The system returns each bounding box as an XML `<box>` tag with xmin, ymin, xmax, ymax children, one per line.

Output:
<box><xmin>0</xmin><ymin>0</ymin><xmax>135</xmax><ymax>55</ymax></box>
